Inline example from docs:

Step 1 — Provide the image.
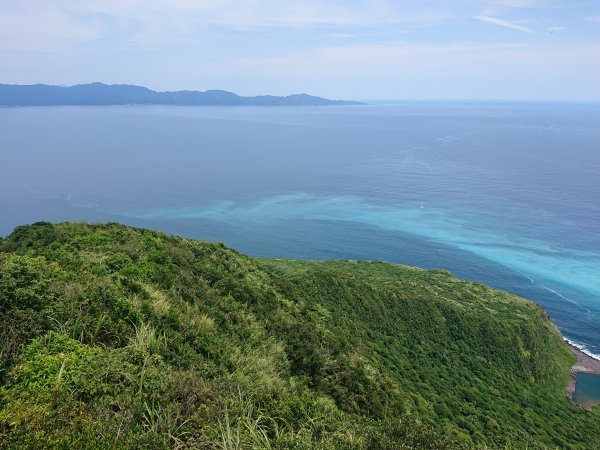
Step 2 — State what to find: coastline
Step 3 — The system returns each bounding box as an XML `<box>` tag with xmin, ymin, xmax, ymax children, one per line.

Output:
<box><xmin>565</xmin><ymin>340</ymin><xmax>600</xmax><ymax>405</ymax></box>
<box><xmin>566</xmin><ymin>342</ymin><xmax>600</xmax><ymax>375</ymax></box>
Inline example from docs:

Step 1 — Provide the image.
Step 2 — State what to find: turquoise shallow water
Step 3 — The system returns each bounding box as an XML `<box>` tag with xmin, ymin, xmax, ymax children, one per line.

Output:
<box><xmin>130</xmin><ymin>193</ymin><xmax>600</xmax><ymax>302</ymax></box>
<box><xmin>574</xmin><ymin>373</ymin><xmax>600</xmax><ymax>409</ymax></box>
<box><xmin>1</xmin><ymin>102</ymin><xmax>599</xmax><ymax>358</ymax></box>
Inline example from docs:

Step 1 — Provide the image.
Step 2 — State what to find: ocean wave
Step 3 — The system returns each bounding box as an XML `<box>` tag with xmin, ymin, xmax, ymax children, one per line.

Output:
<box><xmin>539</xmin><ymin>285</ymin><xmax>593</xmax><ymax>315</ymax></box>
<box><xmin>565</xmin><ymin>338</ymin><xmax>600</xmax><ymax>361</ymax></box>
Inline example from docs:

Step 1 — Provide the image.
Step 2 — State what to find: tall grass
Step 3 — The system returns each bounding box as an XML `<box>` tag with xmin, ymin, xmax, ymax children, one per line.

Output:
<box><xmin>143</xmin><ymin>400</ymin><xmax>190</xmax><ymax>447</ymax></box>
<box><xmin>130</xmin><ymin>322</ymin><xmax>166</xmax><ymax>354</ymax></box>
<box><xmin>218</xmin><ymin>396</ymin><xmax>276</xmax><ymax>450</ymax></box>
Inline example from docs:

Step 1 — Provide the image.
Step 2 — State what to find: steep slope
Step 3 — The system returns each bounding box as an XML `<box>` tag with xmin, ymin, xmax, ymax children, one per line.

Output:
<box><xmin>0</xmin><ymin>222</ymin><xmax>598</xmax><ymax>449</ymax></box>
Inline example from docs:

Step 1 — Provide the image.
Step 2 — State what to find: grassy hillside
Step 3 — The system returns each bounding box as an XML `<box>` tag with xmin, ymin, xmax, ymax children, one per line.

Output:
<box><xmin>0</xmin><ymin>222</ymin><xmax>598</xmax><ymax>449</ymax></box>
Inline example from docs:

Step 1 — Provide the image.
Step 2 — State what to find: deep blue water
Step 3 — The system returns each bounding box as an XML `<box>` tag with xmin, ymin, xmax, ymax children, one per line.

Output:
<box><xmin>1</xmin><ymin>102</ymin><xmax>599</xmax><ymax>360</ymax></box>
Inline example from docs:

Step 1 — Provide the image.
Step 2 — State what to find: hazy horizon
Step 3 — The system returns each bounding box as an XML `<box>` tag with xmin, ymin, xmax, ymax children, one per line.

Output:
<box><xmin>1</xmin><ymin>1</ymin><xmax>600</xmax><ymax>101</ymax></box>
<box><xmin>4</xmin><ymin>81</ymin><xmax>600</xmax><ymax>104</ymax></box>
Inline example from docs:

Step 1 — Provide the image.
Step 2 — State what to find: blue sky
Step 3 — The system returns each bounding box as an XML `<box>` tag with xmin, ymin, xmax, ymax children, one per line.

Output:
<box><xmin>1</xmin><ymin>0</ymin><xmax>599</xmax><ymax>100</ymax></box>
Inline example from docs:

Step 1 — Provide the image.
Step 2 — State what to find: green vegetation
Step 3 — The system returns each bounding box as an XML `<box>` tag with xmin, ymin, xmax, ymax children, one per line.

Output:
<box><xmin>0</xmin><ymin>221</ymin><xmax>598</xmax><ymax>449</ymax></box>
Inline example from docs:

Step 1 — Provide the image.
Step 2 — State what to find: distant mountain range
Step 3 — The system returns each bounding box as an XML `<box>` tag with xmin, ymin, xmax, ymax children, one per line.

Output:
<box><xmin>0</xmin><ymin>82</ymin><xmax>364</xmax><ymax>107</ymax></box>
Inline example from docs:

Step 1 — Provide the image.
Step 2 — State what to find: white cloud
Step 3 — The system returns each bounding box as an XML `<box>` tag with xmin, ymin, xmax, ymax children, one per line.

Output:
<box><xmin>53</xmin><ymin>0</ymin><xmax>445</xmax><ymax>29</ymax></box>
<box><xmin>0</xmin><ymin>0</ymin><xmax>448</xmax><ymax>51</ymax></box>
<box><xmin>0</xmin><ymin>7</ymin><xmax>103</xmax><ymax>51</ymax></box>
<box><xmin>587</xmin><ymin>14</ymin><xmax>600</xmax><ymax>22</ymax></box>
<box><xmin>197</xmin><ymin>41</ymin><xmax>600</xmax><ymax>99</ymax></box>
<box><xmin>494</xmin><ymin>0</ymin><xmax>540</xmax><ymax>8</ymax></box>
<box><xmin>474</xmin><ymin>15</ymin><xmax>536</xmax><ymax>33</ymax></box>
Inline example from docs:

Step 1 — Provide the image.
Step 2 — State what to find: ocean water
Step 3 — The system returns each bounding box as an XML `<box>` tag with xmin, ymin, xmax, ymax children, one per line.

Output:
<box><xmin>573</xmin><ymin>373</ymin><xmax>600</xmax><ymax>409</ymax></box>
<box><xmin>1</xmin><ymin>102</ymin><xmax>599</xmax><ymax>361</ymax></box>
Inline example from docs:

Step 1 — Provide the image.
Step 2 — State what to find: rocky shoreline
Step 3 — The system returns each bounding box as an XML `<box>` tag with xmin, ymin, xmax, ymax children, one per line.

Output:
<box><xmin>565</xmin><ymin>342</ymin><xmax>600</xmax><ymax>406</ymax></box>
<box><xmin>567</xmin><ymin>342</ymin><xmax>600</xmax><ymax>375</ymax></box>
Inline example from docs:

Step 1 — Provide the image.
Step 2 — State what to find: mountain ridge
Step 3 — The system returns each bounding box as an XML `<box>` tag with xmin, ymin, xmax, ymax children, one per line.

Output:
<box><xmin>0</xmin><ymin>82</ymin><xmax>365</xmax><ymax>106</ymax></box>
<box><xmin>1</xmin><ymin>221</ymin><xmax>599</xmax><ymax>449</ymax></box>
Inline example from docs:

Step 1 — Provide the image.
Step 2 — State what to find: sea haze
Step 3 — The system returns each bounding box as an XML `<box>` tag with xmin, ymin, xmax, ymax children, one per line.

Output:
<box><xmin>1</xmin><ymin>102</ymin><xmax>599</xmax><ymax>355</ymax></box>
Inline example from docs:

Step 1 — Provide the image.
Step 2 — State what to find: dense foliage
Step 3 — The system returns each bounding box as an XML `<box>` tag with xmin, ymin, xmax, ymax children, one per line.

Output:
<box><xmin>0</xmin><ymin>222</ymin><xmax>598</xmax><ymax>449</ymax></box>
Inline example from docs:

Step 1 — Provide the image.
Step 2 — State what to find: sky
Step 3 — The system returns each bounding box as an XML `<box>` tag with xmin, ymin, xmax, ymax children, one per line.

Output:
<box><xmin>1</xmin><ymin>0</ymin><xmax>599</xmax><ymax>100</ymax></box>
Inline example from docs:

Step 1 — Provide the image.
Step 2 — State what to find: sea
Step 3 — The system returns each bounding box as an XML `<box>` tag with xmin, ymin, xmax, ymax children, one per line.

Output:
<box><xmin>1</xmin><ymin>102</ymin><xmax>599</xmax><ymax>382</ymax></box>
